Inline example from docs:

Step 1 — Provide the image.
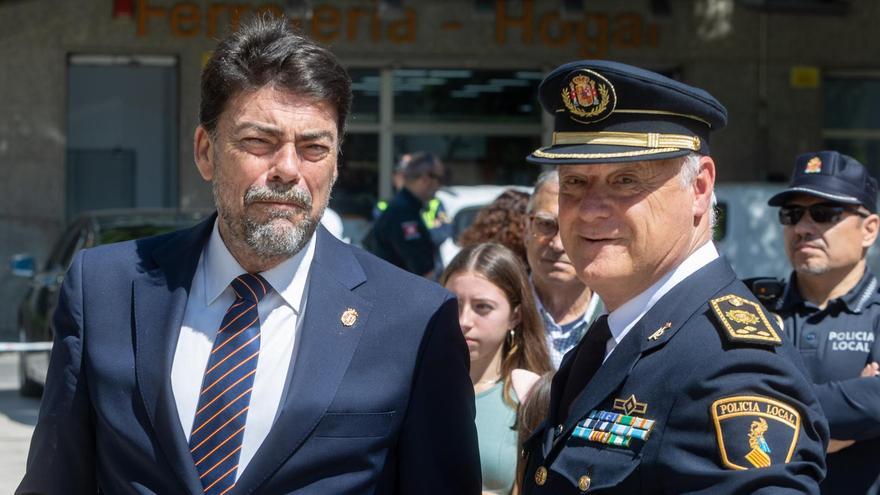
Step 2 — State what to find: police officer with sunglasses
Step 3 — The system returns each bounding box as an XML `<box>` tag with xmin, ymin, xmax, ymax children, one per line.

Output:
<box><xmin>767</xmin><ymin>150</ymin><xmax>880</xmax><ymax>495</ymax></box>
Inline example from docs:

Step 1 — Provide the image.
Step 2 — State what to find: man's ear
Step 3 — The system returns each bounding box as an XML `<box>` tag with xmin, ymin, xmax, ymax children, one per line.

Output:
<box><xmin>692</xmin><ymin>155</ymin><xmax>716</xmax><ymax>221</ymax></box>
<box><xmin>862</xmin><ymin>213</ymin><xmax>880</xmax><ymax>248</ymax></box>
<box><xmin>194</xmin><ymin>126</ymin><xmax>215</xmax><ymax>181</ymax></box>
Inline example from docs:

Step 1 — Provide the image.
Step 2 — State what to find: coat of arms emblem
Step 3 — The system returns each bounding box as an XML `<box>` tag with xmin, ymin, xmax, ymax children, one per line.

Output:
<box><xmin>561</xmin><ymin>70</ymin><xmax>616</xmax><ymax>123</ymax></box>
<box><xmin>804</xmin><ymin>156</ymin><xmax>822</xmax><ymax>174</ymax></box>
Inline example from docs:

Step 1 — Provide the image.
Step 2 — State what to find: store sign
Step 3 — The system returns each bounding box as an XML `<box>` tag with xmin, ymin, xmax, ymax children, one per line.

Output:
<box><xmin>132</xmin><ymin>0</ymin><xmax>660</xmax><ymax>57</ymax></box>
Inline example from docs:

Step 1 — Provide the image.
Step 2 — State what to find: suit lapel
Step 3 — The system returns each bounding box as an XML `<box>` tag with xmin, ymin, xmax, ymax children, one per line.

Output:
<box><xmin>547</xmin><ymin>257</ymin><xmax>738</xmax><ymax>459</ymax></box>
<box><xmin>236</xmin><ymin>228</ymin><xmax>371</xmax><ymax>494</ymax></box>
<box><xmin>134</xmin><ymin>215</ymin><xmax>215</xmax><ymax>495</ymax></box>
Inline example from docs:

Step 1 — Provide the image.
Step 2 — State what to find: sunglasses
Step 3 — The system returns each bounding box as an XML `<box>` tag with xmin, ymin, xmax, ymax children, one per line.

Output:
<box><xmin>528</xmin><ymin>213</ymin><xmax>559</xmax><ymax>237</ymax></box>
<box><xmin>778</xmin><ymin>202</ymin><xmax>869</xmax><ymax>226</ymax></box>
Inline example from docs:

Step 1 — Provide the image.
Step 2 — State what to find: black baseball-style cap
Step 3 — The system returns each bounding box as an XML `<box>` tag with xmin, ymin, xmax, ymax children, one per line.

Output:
<box><xmin>527</xmin><ymin>60</ymin><xmax>728</xmax><ymax>165</ymax></box>
<box><xmin>767</xmin><ymin>151</ymin><xmax>878</xmax><ymax>213</ymax></box>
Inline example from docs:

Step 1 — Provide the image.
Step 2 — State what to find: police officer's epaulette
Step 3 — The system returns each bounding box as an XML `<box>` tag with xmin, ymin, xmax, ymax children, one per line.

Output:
<box><xmin>709</xmin><ymin>294</ymin><xmax>782</xmax><ymax>347</ymax></box>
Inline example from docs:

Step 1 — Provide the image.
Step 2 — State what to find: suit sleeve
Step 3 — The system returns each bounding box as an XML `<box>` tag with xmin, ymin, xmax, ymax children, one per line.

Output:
<box><xmin>396</xmin><ymin>296</ymin><xmax>481</xmax><ymax>493</ymax></box>
<box><xmin>16</xmin><ymin>251</ymin><xmax>97</xmax><ymax>495</ymax></box>
<box><xmin>659</xmin><ymin>346</ymin><xmax>828</xmax><ymax>495</ymax></box>
<box><xmin>813</xmin><ymin>377</ymin><xmax>880</xmax><ymax>440</ymax></box>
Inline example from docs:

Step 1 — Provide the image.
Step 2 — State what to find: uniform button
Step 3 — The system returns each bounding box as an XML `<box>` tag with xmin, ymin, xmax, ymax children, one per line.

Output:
<box><xmin>535</xmin><ymin>466</ymin><xmax>548</xmax><ymax>486</ymax></box>
<box><xmin>578</xmin><ymin>474</ymin><xmax>591</xmax><ymax>492</ymax></box>
<box><xmin>521</xmin><ymin>448</ymin><xmax>527</xmax><ymax>459</ymax></box>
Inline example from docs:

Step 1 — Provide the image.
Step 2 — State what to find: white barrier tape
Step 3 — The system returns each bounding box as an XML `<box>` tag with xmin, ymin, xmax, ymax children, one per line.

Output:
<box><xmin>0</xmin><ymin>342</ymin><xmax>53</xmax><ymax>352</ymax></box>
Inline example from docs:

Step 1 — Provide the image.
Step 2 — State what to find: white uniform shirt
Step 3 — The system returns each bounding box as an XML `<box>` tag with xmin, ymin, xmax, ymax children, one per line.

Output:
<box><xmin>605</xmin><ymin>242</ymin><xmax>719</xmax><ymax>360</ymax></box>
<box><xmin>171</xmin><ymin>220</ymin><xmax>315</xmax><ymax>477</ymax></box>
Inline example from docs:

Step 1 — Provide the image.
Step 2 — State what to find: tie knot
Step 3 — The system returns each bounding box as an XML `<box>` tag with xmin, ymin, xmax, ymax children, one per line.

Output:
<box><xmin>230</xmin><ymin>273</ymin><xmax>270</xmax><ymax>303</ymax></box>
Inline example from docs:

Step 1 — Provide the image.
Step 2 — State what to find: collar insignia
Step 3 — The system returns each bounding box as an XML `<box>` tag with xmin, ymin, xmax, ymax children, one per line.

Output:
<box><xmin>648</xmin><ymin>321</ymin><xmax>673</xmax><ymax>341</ymax></box>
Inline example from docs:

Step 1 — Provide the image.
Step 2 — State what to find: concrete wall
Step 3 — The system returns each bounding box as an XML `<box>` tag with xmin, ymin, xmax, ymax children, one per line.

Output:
<box><xmin>0</xmin><ymin>0</ymin><xmax>878</xmax><ymax>337</ymax></box>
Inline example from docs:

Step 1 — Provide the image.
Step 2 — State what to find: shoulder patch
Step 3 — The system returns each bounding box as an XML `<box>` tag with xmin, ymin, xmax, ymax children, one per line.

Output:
<box><xmin>709</xmin><ymin>294</ymin><xmax>782</xmax><ymax>346</ymax></box>
<box><xmin>711</xmin><ymin>395</ymin><xmax>801</xmax><ymax>470</ymax></box>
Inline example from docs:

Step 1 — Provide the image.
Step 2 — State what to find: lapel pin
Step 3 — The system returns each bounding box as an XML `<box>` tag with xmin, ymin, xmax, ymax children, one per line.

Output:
<box><xmin>341</xmin><ymin>308</ymin><xmax>358</xmax><ymax>327</ymax></box>
<box><xmin>648</xmin><ymin>321</ymin><xmax>672</xmax><ymax>341</ymax></box>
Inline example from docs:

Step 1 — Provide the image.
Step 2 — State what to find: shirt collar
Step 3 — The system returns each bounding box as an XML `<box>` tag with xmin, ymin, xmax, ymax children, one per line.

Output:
<box><xmin>530</xmin><ymin>279</ymin><xmax>594</xmax><ymax>328</ymax></box>
<box><xmin>203</xmin><ymin>219</ymin><xmax>316</xmax><ymax>314</ymax></box>
<box><xmin>607</xmin><ymin>241</ymin><xmax>719</xmax><ymax>344</ymax></box>
<box><xmin>782</xmin><ymin>268</ymin><xmax>878</xmax><ymax>314</ymax></box>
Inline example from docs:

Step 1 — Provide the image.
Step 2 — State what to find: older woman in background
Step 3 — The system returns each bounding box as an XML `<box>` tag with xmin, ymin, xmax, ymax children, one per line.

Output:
<box><xmin>441</xmin><ymin>243</ymin><xmax>552</xmax><ymax>494</ymax></box>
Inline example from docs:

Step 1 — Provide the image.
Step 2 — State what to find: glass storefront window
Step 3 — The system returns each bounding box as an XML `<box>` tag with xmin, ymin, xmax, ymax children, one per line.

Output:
<box><xmin>393</xmin><ymin>69</ymin><xmax>543</xmax><ymax>123</ymax></box>
<box><xmin>393</xmin><ymin>134</ymin><xmax>542</xmax><ymax>186</ymax></box>
<box><xmin>824</xmin><ymin>78</ymin><xmax>880</xmax><ymax>130</ymax></box>
<box><xmin>349</xmin><ymin>68</ymin><xmax>380</xmax><ymax>124</ymax></box>
<box><xmin>333</xmin><ymin>133</ymin><xmax>379</xmax><ymax>245</ymax></box>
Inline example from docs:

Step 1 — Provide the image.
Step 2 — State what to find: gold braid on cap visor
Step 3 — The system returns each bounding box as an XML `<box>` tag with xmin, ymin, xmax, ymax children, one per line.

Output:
<box><xmin>530</xmin><ymin>131</ymin><xmax>700</xmax><ymax>160</ymax></box>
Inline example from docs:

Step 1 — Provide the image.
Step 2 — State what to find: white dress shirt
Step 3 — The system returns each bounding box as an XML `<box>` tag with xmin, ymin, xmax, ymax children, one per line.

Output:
<box><xmin>171</xmin><ymin>220</ymin><xmax>315</xmax><ymax>478</ymax></box>
<box><xmin>604</xmin><ymin>242</ymin><xmax>719</xmax><ymax>360</ymax></box>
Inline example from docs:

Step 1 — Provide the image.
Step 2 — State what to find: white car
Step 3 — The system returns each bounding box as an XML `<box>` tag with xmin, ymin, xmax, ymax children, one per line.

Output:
<box><xmin>435</xmin><ymin>185</ymin><xmax>533</xmax><ymax>267</ymax></box>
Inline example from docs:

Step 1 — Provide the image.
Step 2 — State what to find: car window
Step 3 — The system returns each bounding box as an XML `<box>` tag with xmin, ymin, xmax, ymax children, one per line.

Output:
<box><xmin>45</xmin><ymin>221</ymin><xmax>87</xmax><ymax>272</ymax></box>
<box><xmin>98</xmin><ymin>225</ymin><xmax>182</xmax><ymax>245</ymax></box>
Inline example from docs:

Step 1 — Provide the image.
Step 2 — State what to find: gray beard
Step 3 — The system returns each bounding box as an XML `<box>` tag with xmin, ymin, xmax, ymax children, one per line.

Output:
<box><xmin>215</xmin><ymin>181</ymin><xmax>325</xmax><ymax>259</ymax></box>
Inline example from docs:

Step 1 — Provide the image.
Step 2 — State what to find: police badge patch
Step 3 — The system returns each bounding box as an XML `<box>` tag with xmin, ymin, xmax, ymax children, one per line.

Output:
<box><xmin>560</xmin><ymin>69</ymin><xmax>616</xmax><ymax>124</ymax></box>
<box><xmin>711</xmin><ymin>396</ymin><xmax>801</xmax><ymax>470</ymax></box>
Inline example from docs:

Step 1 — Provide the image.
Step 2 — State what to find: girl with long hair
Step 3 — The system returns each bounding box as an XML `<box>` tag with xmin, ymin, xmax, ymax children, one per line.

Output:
<box><xmin>441</xmin><ymin>242</ymin><xmax>552</xmax><ymax>494</ymax></box>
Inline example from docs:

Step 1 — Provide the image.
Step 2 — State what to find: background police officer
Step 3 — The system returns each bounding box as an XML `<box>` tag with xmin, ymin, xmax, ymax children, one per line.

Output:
<box><xmin>520</xmin><ymin>60</ymin><xmax>828</xmax><ymax>494</ymax></box>
<box><xmin>767</xmin><ymin>151</ymin><xmax>880</xmax><ymax>494</ymax></box>
<box><xmin>369</xmin><ymin>151</ymin><xmax>444</xmax><ymax>278</ymax></box>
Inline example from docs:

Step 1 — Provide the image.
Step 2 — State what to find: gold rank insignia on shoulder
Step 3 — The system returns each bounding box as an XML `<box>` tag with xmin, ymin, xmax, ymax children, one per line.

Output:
<box><xmin>711</xmin><ymin>395</ymin><xmax>801</xmax><ymax>470</ymax></box>
<box><xmin>709</xmin><ymin>294</ymin><xmax>782</xmax><ymax>346</ymax></box>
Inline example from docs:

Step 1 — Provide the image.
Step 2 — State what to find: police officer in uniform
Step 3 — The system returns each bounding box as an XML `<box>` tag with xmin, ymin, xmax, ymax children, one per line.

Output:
<box><xmin>520</xmin><ymin>60</ymin><xmax>828</xmax><ymax>494</ymax></box>
<box><xmin>764</xmin><ymin>151</ymin><xmax>880</xmax><ymax>494</ymax></box>
<box><xmin>370</xmin><ymin>151</ymin><xmax>444</xmax><ymax>277</ymax></box>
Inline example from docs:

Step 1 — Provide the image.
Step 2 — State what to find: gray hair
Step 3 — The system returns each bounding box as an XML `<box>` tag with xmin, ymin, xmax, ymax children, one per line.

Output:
<box><xmin>677</xmin><ymin>152</ymin><xmax>717</xmax><ymax>228</ymax></box>
<box><xmin>526</xmin><ymin>170</ymin><xmax>559</xmax><ymax>213</ymax></box>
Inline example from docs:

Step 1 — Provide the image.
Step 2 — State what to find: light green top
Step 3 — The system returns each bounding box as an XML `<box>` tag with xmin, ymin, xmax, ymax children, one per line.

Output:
<box><xmin>475</xmin><ymin>381</ymin><xmax>519</xmax><ymax>494</ymax></box>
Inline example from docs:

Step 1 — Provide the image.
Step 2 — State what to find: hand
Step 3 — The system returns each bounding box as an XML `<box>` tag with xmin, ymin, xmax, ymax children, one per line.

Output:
<box><xmin>861</xmin><ymin>362</ymin><xmax>880</xmax><ymax>377</ymax></box>
<box><xmin>827</xmin><ymin>439</ymin><xmax>855</xmax><ymax>453</ymax></box>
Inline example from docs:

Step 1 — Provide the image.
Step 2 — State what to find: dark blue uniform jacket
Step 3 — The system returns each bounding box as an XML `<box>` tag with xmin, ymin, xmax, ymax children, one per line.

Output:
<box><xmin>371</xmin><ymin>188</ymin><xmax>435</xmax><ymax>276</ymax></box>
<box><xmin>777</xmin><ymin>270</ymin><xmax>880</xmax><ymax>495</ymax></box>
<box><xmin>522</xmin><ymin>257</ymin><xmax>828</xmax><ymax>494</ymax></box>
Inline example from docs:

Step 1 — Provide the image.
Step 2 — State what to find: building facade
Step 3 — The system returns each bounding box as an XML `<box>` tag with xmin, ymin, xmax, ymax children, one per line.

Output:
<box><xmin>1</xmin><ymin>0</ymin><xmax>878</xmax><ymax>336</ymax></box>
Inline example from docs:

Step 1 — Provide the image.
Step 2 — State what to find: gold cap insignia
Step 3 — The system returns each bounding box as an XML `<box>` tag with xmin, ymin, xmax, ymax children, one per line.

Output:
<box><xmin>561</xmin><ymin>69</ymin><xmax>616</xmax><ymax>124</ymax></box>
<box><xmin>613</xmin><ymin>394</ymin><xmax>648</xmax><ymax>415</ymax></box>
<box><xmin>340</xmin><ymin>308</ymin><xmax>358</xmax><ymax>327</ymax></box>
<box><xmin>711</xmin><ymin>395</ymin><xmax>800</xmax><ymax>470</ymax></box>
<box><xmin>710</xmin><ymin>294</ymin><xmax>782</xmax><ymax>346</ymax></box>
<box><xmin>535</xmin><ymin>466</ymin><xmax>548</xmax><ymax>486</ymax></box>
<box><xmin>804</xmin><ymin>156</ymin><xmax>822</xmax><ymax>174</ymax></box>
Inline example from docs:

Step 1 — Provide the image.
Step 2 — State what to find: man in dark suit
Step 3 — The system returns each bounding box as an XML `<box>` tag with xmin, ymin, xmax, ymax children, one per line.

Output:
<box><xmin>17</xmin><ymin>16</ymin><xmax>480</xmax><ymax>495</ymax></box>
<box><xmin>520</xmin><ymin>61</ymin><xmax>828</xmax><ymax>493</ymax></box>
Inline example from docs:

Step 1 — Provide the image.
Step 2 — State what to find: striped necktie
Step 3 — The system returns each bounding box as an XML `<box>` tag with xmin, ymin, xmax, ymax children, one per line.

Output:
<box><xmin>189</xmin><ymin>273</ymin><xmax>270</xmax><ymax>495</ymax></box>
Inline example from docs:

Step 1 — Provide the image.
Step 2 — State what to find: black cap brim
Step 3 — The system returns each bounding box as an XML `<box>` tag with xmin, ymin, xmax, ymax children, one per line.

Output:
<box><xmin>767</xmin><ymin>186</ymin><xmax>863</xmax><ymax>207</ymax></box>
